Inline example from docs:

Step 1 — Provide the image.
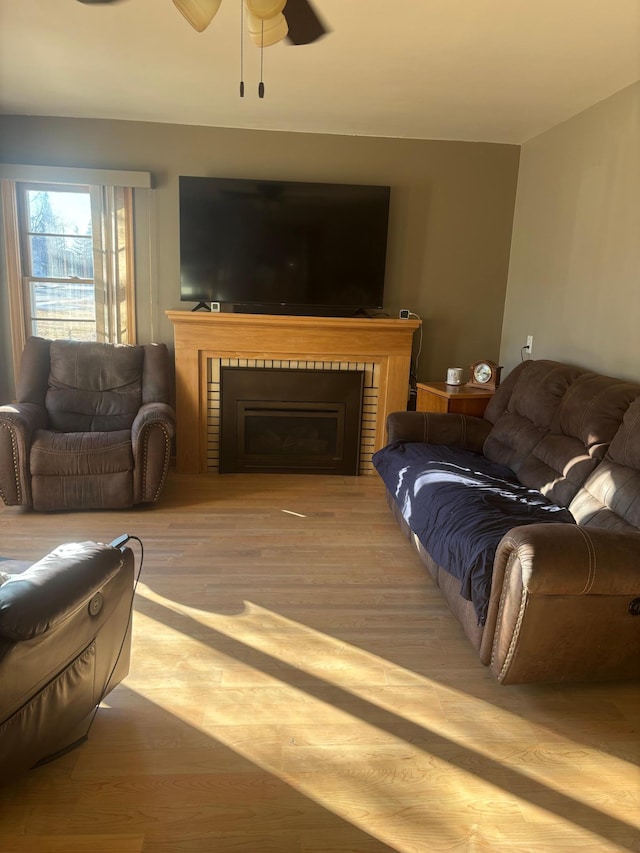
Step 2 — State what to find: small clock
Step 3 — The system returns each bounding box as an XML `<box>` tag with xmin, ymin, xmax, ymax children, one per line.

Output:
<box><xmin>467</xmin><ymin>359</ymin><xmax>502</xmax><ymax>391</ymax></box>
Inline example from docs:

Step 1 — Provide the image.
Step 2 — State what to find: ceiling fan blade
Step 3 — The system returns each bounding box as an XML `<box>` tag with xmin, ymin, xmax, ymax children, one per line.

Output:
<box><xmin>246</xmin><ymin>9</ymin><xmax>289</xmax><ymax>46</ymax></box>
<box><xmin>284</xmin><ymin>0</ymin><xmax>328</xmax><ymax>45</ymax></box>
<box><xmin>172</xmin><ymin>0</ymin><xmax>223</xmax><ymax>32</ymax></box>
<box><xmin>245</xmin><ymin>0</ymin><xmax>287</xmax><ymax>19</ymax></box>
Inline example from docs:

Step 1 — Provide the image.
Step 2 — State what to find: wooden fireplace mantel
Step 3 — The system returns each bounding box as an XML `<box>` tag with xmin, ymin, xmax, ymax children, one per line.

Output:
<box><xmin>166</xmin><ymin>310</ymin><xmax>421</xmax><ymax>473</ymax></box>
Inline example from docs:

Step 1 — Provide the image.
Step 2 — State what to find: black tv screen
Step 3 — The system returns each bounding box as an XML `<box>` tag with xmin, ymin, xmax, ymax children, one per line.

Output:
<box><xmin>179</xmin><ymin>176</ymin><xmax>390</xmax><ymax>313</ymax></box>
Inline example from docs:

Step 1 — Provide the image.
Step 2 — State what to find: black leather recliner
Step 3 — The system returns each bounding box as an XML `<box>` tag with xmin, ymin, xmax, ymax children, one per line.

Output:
<box><xmin>0</xmin><ymin>539</ymin><xmax>136</xmax><ymax>779</ymax></box>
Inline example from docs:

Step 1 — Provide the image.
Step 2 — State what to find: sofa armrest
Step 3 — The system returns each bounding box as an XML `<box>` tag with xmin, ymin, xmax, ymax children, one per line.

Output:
<box><xmin>386</xmin><ymin>411</ymin><xmax>492</xmax><ymax>453</ymax></box>
<box><xmin>0</xmin><ymin>403</ymin><xmax>48</xmax><ymax>506</ymax></box>
<box><xmin>131</xmin><ymin>402</ymin><xmax>176</xmax><ymax>445</ymax></box>
<box><xmin>482</xmin><ymin>524</ymin><xmax>640</xmax><ymax>684</ymax></box>
<box><xmin>0</xmin><ymin>540</ymin><xmax>136</xmax><ymax>773</ymax></box>
<box><xmin>132</xmin><ymin>402</ymin><xmax>176</xmax><ymax>503</ymax></box>
<box><xmin>0</xmin><ymin>541</ymin><xmax>128</xmax><ymax>641</ymax></box>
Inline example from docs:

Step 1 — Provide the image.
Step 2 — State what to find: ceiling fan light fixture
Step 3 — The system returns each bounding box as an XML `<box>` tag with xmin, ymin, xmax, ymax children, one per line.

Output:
<box><xmin>246</xmin><ymin>9</ymin><xmax>288</xmax><ymax>46</ymax></box>
<box><xmin>245</xmin><ymin>0</ymin><xmax>287</xmax><ymax>20</ymax></box>
<box><xmin>172</xmin><ymin>0</ymin><xmax>223</xmax><ymax>32</ymax></box>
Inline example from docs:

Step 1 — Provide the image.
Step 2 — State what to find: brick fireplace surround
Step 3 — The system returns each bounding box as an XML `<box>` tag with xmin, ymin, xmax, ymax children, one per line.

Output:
<box><xmin>167</xmin><ymin>311</ymin><xmax>421</xmax><ymax>474</ymax></box>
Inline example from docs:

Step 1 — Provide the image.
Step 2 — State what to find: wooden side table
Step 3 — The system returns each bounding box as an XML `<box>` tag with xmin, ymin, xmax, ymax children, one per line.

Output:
<box><xmin>416</xmin><ymin>381</ymin><xmax>494</xmax><ymax>418</ymax></box>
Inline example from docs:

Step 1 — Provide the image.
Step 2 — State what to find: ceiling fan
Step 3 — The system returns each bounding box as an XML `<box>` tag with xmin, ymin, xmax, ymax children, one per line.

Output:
<box><xmin>75</xmin><ymin>0</ymin><xmax>328</xmax><ymax>47</ymax></box>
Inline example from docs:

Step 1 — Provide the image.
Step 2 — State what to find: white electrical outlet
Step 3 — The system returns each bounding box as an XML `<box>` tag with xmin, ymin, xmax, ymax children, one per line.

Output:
<box><xmin>526</xmin><ymin>335</ymin><xmax>533</xmax><ymax>357</ymax></box>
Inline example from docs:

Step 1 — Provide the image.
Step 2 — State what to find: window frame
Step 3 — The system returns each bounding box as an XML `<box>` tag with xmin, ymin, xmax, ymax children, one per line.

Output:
<box><xmin>0</xmin><ymin>165</ymin><xmax>152</xmax><ymax>388</ymax></box>
<box><xmin>17</xmin><ymin>181</ymin><xmax>98</xmax><ymax>342</ymax></box>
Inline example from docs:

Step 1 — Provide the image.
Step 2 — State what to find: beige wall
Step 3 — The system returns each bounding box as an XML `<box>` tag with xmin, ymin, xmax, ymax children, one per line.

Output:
<box><xmin>0</xmin><ymin>116</ymin><xmax>519</xmax><ymax>398</ymax></box>
<box><xmin>500</xmin><ymin>81</ymin><xmax>640</xmax><ymax>379</ymax></box>
<box><xmin>2</xmin><ymin>82</ymin><xmax>637</xmax><ymax>405</ymax></box>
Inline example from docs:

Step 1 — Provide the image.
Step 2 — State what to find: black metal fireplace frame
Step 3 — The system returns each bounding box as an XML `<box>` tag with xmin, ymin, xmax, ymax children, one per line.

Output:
<box><xmin>220</xmin><ymin>367</ymin><xmax>364</xmax><ymax>475</ymax></box>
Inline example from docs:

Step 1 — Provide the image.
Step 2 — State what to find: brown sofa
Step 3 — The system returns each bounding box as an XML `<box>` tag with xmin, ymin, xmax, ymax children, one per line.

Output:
<box><xmin>374</xmin><ymin>359</ymin><xmax>640</xmax><ymax>684</ymax></box>
<box><xmin>0</xmin><ymin>337</ymin><xmax>175</xmax><ymax>511</ymax></box>
<box><xmin>0</xmin><ymin>538</ymin><xmax>135</xmax><ymax>779</ymax></box>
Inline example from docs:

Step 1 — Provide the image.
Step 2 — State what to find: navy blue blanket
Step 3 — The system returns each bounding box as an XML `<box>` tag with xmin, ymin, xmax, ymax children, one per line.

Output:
<box><xmin>373</xmin><ymin>442</ymin><xmax>575</xmax><ymax>624</ymax></box>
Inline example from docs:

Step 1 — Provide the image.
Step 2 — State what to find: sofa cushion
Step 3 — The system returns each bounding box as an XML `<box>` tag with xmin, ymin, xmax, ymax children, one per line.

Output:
<box><xmin>516</xmin><ymin>373</ymin><xmax>640</xmax><ymax>506</ymax></box>
<box><xmin>608</xmin><ymin>395</ymin><xmax>640</xmax><ymax>471</ymax></box>
<box><xmin>30</xmin><ymin>471</ymin><xmax>134</xmax><ymax>511</ymax></box>
<box><xmin>30</xmin><ymin>430</ymin><xmax>133</xmax><ymax>476</ymax></box>
<box><xmin>373</xmin><ymin>441</ymin><xmax>574</xmax><ymax>625</ymax></box>
<box><xmin>46</xmin><ymin>341</ymin><xmax>144</xmax><ymax>432</ymax></box>
<box><xmin>552</xmin><ymin>374</ymin><xmax>640</xmax><ymax>458</ymax></box>
<box><xmin>483</xmin><ymin>361</ymin><xmax>584</xmax><ymax>474</ymax></box>
<box><xmin>570</xmin><ymin>396</ymin><xmax>640</xmax><ymax>531</ymax></box>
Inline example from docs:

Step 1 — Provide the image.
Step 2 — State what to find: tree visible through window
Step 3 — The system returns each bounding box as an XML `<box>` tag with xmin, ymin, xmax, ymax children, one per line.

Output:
<box><xmin>11</xmin><ymin>180</ymin><xmax>135</xmax><ymax>346</ymax></box>
<box><xmin>2</xmin><ymin>166</ymin><xmax>153</xmax><ymax>387</ymax></box>
<box><xmin>22</xmin><ymin>185</ymin><xmax>97</xmax><ymax>340</ymax></box>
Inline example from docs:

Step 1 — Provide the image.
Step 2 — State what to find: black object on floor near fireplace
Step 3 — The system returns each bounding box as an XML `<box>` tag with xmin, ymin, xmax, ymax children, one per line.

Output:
<box><xmin>220</xmin><ymin>368</ymin><xmax>364</xmax><ymax>474</ymax></box>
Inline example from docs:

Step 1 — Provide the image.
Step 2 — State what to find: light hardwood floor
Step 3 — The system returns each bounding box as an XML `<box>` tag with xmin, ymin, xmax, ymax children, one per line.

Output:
<box><xmin>0</xmin><ymin>472</ymin><xmax>638</xmax><ymax>852</ymax></box>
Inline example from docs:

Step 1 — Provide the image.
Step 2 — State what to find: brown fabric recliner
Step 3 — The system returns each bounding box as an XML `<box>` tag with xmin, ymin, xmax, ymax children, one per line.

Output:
<box><xmin>0</xmin><ymin>539</ymin><xmax>136</xmax><ymax>779</ymax></box>
<box><xmin>0</xmin><ymin>337</ymin><xmax>175</xmax><ymax>511</ymax></box>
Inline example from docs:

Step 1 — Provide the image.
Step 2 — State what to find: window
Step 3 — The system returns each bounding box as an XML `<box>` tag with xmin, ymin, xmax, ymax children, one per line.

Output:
<box><xmin>1</xmin><ymin>165</ymin><xmax>152</xmax><ymax>387</ymax></box>
<box><xmin>19</xmin><ymin>184</ymin><xmax>96</xmax><ymax>340</ymax></box>
<box><xmin>15</xmin><ymin>182</ymin><xmax>134</xmax><ymax>344</ymax></box>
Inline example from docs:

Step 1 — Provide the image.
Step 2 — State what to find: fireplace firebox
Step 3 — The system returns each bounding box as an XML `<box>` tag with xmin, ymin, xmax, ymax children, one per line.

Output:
<box><xmin>220</xmin><ymin>368</ymin><xmax>364</xmax><ymax>474</ymax></box>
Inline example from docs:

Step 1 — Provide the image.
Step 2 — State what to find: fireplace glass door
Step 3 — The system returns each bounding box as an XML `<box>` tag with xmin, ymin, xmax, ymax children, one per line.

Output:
<box><xmin>220</xmin><ymin>368</ymin><xmax>363</xmax><ymax>474</ymax></box>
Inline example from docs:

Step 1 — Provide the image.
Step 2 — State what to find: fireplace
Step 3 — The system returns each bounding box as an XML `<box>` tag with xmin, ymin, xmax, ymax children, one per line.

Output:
<box><xmin>220</xmin><ymin>367</ymin><xmax>364</xmax><ymax>474</ymax></box>
<box><xmin>167</xmin><ymin>311</ymin><xmax>420</xmax><ymax>474</ymax></box>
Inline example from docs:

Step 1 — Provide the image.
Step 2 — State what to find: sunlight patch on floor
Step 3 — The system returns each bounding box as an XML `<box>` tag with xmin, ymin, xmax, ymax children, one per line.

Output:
<box><xmin>129</xmin><ymin>584</ymin><xmax>638</xmax><ymax>843</ymax></box>
<box><xmin>280</xmin><ymin>508</ymin><xmax>308</xmax><ymax>518</ymax></box>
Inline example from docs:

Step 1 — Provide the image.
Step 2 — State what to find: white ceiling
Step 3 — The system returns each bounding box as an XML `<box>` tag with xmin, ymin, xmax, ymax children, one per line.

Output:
<box><xmin>1</xmin><ymin>0</ymin><xmax>639</xmax><ymax>144</ymax></box>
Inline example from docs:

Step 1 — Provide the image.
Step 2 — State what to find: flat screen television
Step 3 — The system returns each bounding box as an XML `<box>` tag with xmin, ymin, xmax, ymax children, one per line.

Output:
<box><xmin>179</xmin><ymin>176</ymin><xmax>390</xmax><ymax>314</ymax></box>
